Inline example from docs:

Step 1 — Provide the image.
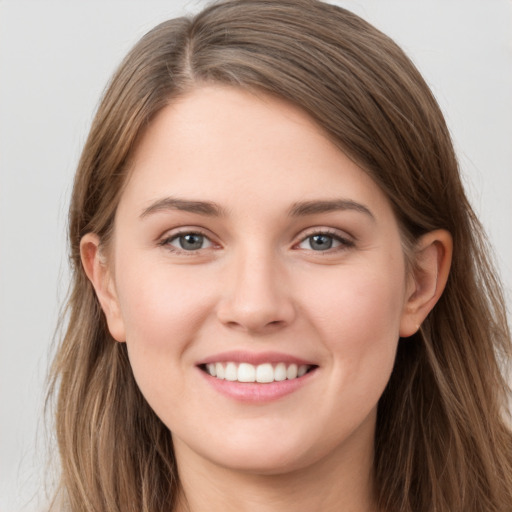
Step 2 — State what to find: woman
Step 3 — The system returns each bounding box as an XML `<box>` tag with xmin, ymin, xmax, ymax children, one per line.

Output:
<box><xmin>48</xmin><ymin>0</ymin><xmax>512</xmax><ymax>510</ymax></box>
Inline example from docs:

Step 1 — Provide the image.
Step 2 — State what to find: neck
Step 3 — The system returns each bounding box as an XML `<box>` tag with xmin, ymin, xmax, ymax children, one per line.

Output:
<box><xmin>173</xmin><ymin>419</ymin><xmax>377</xmax><ymax>512</ymax></box>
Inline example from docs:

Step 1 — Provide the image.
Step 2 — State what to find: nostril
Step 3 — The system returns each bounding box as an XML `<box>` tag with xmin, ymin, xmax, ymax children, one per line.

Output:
<box><xmin>216</xmin><ymin>286</ymin><xmax>296</xmax><ymax>332</ymax></box>
<box><xmin>223</xmin><ymin>319</ymin><xmax>284</xmax><ymax>333</ymax></box>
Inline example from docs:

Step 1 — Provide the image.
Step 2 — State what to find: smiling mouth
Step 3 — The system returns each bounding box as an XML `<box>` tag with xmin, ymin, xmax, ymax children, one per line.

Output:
<box><xmin>200</xmin><ymin>362</ymin><xmax>317</xmax><ymax>383</ymax></box>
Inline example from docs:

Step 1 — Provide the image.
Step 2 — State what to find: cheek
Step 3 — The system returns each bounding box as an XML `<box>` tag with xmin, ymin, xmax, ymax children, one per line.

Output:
<box><xmin>115</xmin><ymin>260</ymin><xmax>215</xmax><ymax>343</ymax></box>
<box><xmin>298</xmin><ymin>256</ymin><xmax>406</xmax><ymax>393</ymax></box>
<box><xmin>305</xmin><ymin>264</ymin><xmax>405</xmax><ymax>342</ymax></box>
<box><xmin>113</xmin><ymin>260</ymin><xmax>219</xmax><ymax>391</ymax></box>
<box><xmin>113</xmin><ymin>262</ymin><xmax>223</xmax><ymax>424</ymax></box>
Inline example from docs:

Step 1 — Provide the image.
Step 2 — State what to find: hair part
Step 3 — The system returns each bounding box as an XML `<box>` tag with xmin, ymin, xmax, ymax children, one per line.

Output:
<box><xmin>48</xmin><ymin>1</ymin><xmax>512</xmax><ymax>510</ymax></box>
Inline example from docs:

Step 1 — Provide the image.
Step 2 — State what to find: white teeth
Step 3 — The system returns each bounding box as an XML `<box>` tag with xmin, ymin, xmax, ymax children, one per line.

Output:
<box><xmin>286</xmin><ymin>363</ymin><xmax>298</xmax><ymax>379</ymax></box>
<box><xmin>238</xmin><ymin>362</ymin><xmax>256</xmax><ymax>382</ymax></box>
<box><xmin>274</xmin><ymin>363</ymin><xmax>287</xmax><ymax>381</ymax></box>
<box><xmin>205</xmin><ymin>362</ymin><xmax>313</xmax><ymax>383</ymax></box>
<box><xmin>225</xmin><ymin>362</ymin><xmax>238</xmax><ymax>381</ymax></box>
<box><xmin>256</xmin><ymin>363</ymin><xmax>274</xmax><ymax>383</ymax></box>
<box><xmin>215</xmin><ymin>362</ymin><xmax>225</xmax><ymax>379</ymax></box>
<box><xmin>297</xmin><ymin>364</ymin><xmax>308</xmax><ymax>377</ymax></box>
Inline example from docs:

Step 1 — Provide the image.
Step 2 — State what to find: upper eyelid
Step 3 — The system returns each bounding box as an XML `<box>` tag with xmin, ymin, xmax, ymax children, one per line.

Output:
<box><xmin>295</xmin><ymin>226</ymin><xmax>354</xmax><ymax>242</ymax></box>
<box><xmin>158</xmin><ymin>226</ymin><xmax>215</xmax><ymax>242</ymax></box>
<box><xmin>159</xmin><ymin>230</ymin><xmax>218</xmax><ymax>255</ymax></box>
<box><xmin>292</xmin><ymin>229</ymin><xmax>356</xmax><ymax>253</ymax></box>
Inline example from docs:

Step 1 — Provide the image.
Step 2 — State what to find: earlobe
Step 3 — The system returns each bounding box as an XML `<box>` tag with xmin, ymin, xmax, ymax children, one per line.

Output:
<box><xmin>80</xmin><ymin>233</ymin><xmax>126</xmax><ymax>342</ymax></box>
<box><xmin>399</xmin><ymin>229</ymin><xmax>453</xmax><ymax>338</ymax></box>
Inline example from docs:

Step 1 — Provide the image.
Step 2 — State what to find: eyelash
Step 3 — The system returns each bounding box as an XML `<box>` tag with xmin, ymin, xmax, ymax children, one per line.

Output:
<box><xmin>295</xmin><ymin>229</ymin><xmax>355</xmax><ymax>253</ymax></box>
<box><xmin>158</xmin><ymin>228</ymin><xmax>355</xmax><ymax>255</ymax></box>
<box><xmin>158</xmin><ymin>229</ymin><xmax>215</xmax><ymax>255</ymax></box>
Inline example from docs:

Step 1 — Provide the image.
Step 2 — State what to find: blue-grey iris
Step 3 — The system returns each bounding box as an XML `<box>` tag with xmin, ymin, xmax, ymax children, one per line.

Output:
<box><xmin>309</xmin><ymin>234</ymin><xmax>333</xmax><ymax>250</ymax></box>
<box><xmin>179</xmin><ymin>233</ymin><xmax>204</xmax><ymax>250</ymax></box>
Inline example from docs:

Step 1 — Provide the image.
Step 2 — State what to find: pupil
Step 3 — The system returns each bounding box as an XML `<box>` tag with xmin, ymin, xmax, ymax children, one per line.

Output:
<box><xmin>180</xmin><ymin>234</ymin><xmax>203</xmax><ymax>250</ymax></box>
<box><xmin>310</xmin><ymin>234</ymin><xmax>332</xmax><ymax>250</ymax></box>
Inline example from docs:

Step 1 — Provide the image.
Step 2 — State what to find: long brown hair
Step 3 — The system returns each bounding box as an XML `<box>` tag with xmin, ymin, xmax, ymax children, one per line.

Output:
<box><xmin>48</xmin><ymin>0</ymin><xmax>512</xmax><ymax>510</ymax></box>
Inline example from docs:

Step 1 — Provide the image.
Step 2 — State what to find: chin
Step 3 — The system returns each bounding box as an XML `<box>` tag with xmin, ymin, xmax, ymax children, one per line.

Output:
<box><xmin>211</xmin><ymin>449</ymin><xmax>311</xmax><ymax>476</ymax></box>
<box><xmin>188</xmin><ymin>429</ymin><xmax>328</xmax><ymax>476</ymax></box>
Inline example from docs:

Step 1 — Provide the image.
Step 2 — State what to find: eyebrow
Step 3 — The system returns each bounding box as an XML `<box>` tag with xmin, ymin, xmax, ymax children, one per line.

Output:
<box><xmin>140</xmin><ymin>197</ymin><xmax>227</xmax><ymax>218</ymax></box>
<box><xmin>288</xmin><ymin>199</ymin><xmax>375</xmax><ymax>220</ymax></box>
<box><xmin>140</xmin><ymin>196</ymin><xmax>374</xmax><ymax>221</ymax></box>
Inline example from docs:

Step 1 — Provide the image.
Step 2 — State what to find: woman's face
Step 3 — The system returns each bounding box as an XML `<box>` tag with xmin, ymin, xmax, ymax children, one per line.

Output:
<box><xmin>98</xmin><ymin>86</ymin><xmax>417</xmax><ymax>475</ymax></box>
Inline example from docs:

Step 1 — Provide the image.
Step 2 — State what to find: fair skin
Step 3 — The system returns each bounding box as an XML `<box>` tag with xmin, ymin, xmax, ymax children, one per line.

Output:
<box><xmin>81</xmin><ymin>86</ymin><xmax>452</xmax><ymax>512</ymax></box>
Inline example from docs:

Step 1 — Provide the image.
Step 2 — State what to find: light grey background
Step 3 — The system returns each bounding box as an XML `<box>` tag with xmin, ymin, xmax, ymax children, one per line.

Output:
<box><xmin>1</xmin><ymin>1</ymin><xmax>511</xmax><ymax>510</ymax></box>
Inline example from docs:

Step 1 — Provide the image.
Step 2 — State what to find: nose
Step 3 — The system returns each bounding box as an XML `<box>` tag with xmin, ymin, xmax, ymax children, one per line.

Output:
<box><xmin>216</xmin><ymin>247</ymin><xmax>296</xmax><ymax>334</ymax></box>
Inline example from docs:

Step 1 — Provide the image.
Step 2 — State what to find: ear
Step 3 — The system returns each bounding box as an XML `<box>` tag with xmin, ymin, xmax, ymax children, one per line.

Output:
<box><xmin>399</xmin><ymin>229</ymin><xmax>453</xmax><ymax>338</ymax></box>
<box><xmin>80</xmin><ymin>233</ymin><xmax>126</xmax><ymax>342</ymax></box>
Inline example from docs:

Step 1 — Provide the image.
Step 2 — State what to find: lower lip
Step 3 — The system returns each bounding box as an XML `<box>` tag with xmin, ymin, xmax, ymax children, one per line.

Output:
<box><xmin>198</xmin><ymin>368</ymin><xmax>316</xmax><ymax>403</ymax></box>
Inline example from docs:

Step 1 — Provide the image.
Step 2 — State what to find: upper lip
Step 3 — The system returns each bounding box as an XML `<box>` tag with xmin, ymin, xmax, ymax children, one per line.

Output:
<box><xmin>197</xmin><ymin>350</ymin><xmax>316</xmax><ymax>367</ymax></box>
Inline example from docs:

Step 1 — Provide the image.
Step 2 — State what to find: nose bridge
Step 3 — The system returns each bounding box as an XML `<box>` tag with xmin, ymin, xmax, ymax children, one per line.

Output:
<box><xmin>217</xmin><ymin>241</ymin><xmax>294</xmax><ymax>332</ymax></box>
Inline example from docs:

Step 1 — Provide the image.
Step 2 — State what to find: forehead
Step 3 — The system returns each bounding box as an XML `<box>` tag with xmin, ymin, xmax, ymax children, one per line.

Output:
<box><xmin>119</xmin><ymin>85</ymin><xmax>394</xmax><ymax>222</ymax></box>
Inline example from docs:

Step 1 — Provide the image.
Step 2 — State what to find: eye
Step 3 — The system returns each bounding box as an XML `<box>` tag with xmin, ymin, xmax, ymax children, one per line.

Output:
<box><xmin>297</xmin><ymin>232</ymin><xmax>353</xmax><ymax>251</ymax></box>
<box><xmin>164</xmin><ymin>232</ymin><xmax>213</xmax><ymax>251</ymax></box>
